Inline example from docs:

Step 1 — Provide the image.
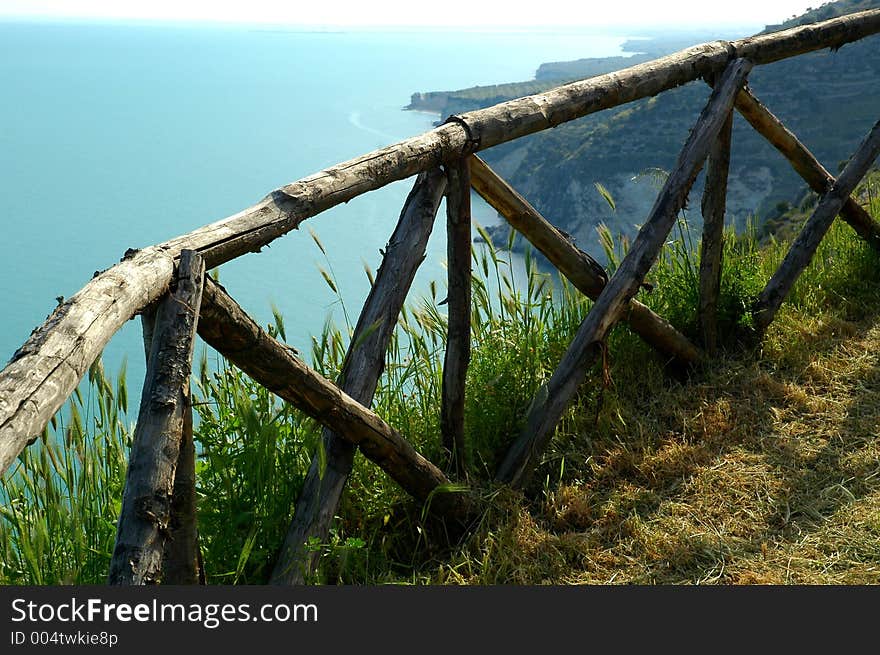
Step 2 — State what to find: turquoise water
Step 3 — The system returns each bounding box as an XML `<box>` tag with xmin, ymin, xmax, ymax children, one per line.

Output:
<box><xmin>0</xmin><ymin>20</ymin><xmax>631</xmax><ymax>393</ymax></box>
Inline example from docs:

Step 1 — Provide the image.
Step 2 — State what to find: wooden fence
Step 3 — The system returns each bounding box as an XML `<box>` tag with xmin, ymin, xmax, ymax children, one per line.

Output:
<box><xmin>2</xmin><ymin>9</ymin><xmax>880</xmax><ymax>585</ymax></box>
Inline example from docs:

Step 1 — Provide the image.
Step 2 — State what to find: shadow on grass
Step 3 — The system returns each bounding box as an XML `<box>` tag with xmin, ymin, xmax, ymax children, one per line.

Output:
<box><xmin>517</xmin><ymin>310</ymin><xmax>880</xmax><ymax>584</ymax></box>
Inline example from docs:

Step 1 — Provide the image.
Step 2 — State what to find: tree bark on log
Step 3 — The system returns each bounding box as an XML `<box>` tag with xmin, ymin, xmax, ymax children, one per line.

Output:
<box><xmin>698</xmin><ymin>112</ymin><xmax>734</xmax><ymax>354</ymax></box>
<box><xmin>726</xmin><ymin>85</ymin><xmax>880</xmax><ymax>249</ymax></box>
<box><xmin>441</xmin><ymin>159</ymin><xmax>472</xmax><ymax>476</ymax></box>
<box><xmin>140</xmin><ymin>308</ymin><xmax>202</xmax><ymax>585</ymax></box>
<box><xmin>0</xmin><ymin>250</ymin><xmax>175</xmax><ymax>476</ymax></box>
<box><xmin>270</xmin><ymin>169</ymin><xmax>447</xmax><ymax>585</ymax></box>
<box><xmin>754</xmin><ymin>118</ymin><xmax>880</xmax><ymax>332</ymax></box>
<box><xmin>167</xmin><ymin>9</ymin><xmax>880</xmax><ymax>269</ymax></box>
<box><xmin>196</xmin><ymin>278</ymin><xmax>468</xmax><ymax>518</ymax></box>
<box><xmin>108</xmin><ymin>250</ymin><xmax>204</xmax><ymax>585</ymax></box>
<box><xmin>161</xmin><ymin>396</ymin><xmax>200</xmax><ymax>584</ymax></box>
<box><xmin>4</xmin><ymin>10</ymin><xmax>880</xmax><ymax>477</ymax></box>
<box><xmin>496</xmin><ymin>58</ymin><xmax>753</xmax><ymax>489</ymax></box>
<box><xmin>468</xmin><ymin>155</ymin><xmax>702</xmax><ymax>366</ymax></box>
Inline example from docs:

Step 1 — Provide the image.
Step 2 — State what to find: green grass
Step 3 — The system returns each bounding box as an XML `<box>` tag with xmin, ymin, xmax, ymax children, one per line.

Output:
<box><xmin>2</xmin><ymin>172</ymin><xmax>880</xmax><ymax>584</ymax></box>
<box><xmin>0</xmin><ymin>360</ymin><xmax>130</xmax><ymax>584</ymax></box>
<box><xmin>192</xmin><ymin>341</ymin><xmax>316</xmax><ymax>584</ymax></box>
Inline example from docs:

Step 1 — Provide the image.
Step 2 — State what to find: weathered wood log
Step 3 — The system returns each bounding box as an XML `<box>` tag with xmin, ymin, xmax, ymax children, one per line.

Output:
<box><xmin>161</xmin><ymin>393</ymin><xmax>200</xmax><ymax>585</ymax></box>
<box><xmin>698</xmin><ymin>112</ymin><xmax>734</xmax><ymax>354</ymax></box>
<box><xmin>441</xmin><ymin>159</ymin><xmax>472</xmax><ymax>475</ymax></box>
<box><xmin>140</xmin><ymin>307</ymin><xmax>201</xmax><ymax>585</ymax></box>
<box><xmin>726</xmin><ymin>85</ymin><xmax>880</xmax><ymax>249</ymax></box>
<box><xmin>108</xmin><ymin>250</ymin><xmax>205</xmax><ymax>585</ymax></box>
<box><xmin>196</xmin><ymin>277</ymin><xmax>468</xmax><ymax>517</ymax></box>
<box><xmin>155</xmin><ymin>10</ymin><xmax>879</xmax><ymax>264</ymax></box>
<box><xmin>734</xmin><ymin>11</ymin><xmax>880</xmax><ymax>65</ymax></box>
<box><xmin>496</xmin><ymin>58</ymin><xmax>753</xmax><ymax>489</ymax></box>
<box><xmin>469</xmin><ymin>155</ymin><xmax>702</xmax><ymax>366</ymax></box>
<box><xmin>0</xmin><ymin>251</ymin><xmax>175</xmax><ymax>476</ymax></box>
<box><xmin>754</xmin><ymin>118</ymin><xmax>880</xmax><ymax>332</ymax></box>
<box><xmin>4</xmin><ymin>10</ymin><xmax>880</xmax><ymax>477</ymax></box>
<box><xmin>270</xmin><ymin>169</ymin><xmax>447</xmax><ymax>585</ymax></box>
<box><xmin>453</xmin><ymin>11</ymin><xmax>880</xmax><ymax>149</ymax></box>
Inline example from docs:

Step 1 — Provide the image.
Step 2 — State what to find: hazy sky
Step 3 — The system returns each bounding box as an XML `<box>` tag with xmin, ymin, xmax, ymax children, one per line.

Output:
<box><xmin>0</xmin><ymin>0</ymin><xmax>825</xmax><ymax>28</ymax></box>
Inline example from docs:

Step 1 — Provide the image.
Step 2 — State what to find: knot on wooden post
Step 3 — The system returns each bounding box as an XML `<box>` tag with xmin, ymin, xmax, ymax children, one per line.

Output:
<box><xmin>134</xmin><ymin>493</ymin><xmax>172</xmax><ymax>532</ymax></box>
<box><xmin>443</xmin><ymin>114</ymin><xmax>480</xmax><ymax>156</ymax></box>
<box><xmin>720</xmin><ymin>40</ymin><xmax>738</xmax><ymax>62</ymax></box>
<box><xmin>702</xmin><ymin>41</ymin><xmax>738</xmax><ymax>86</ymax></box>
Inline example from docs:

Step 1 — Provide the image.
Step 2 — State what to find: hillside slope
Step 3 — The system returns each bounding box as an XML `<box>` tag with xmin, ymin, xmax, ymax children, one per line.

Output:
<box><xmin>407</xmin><ymin>173</ymin><xmax>880</xmax><ymax>585</ymax></box>
<box><xmin>446</xmin><ymin>316</ymin><xmax>880</xmax><ymax>584</ymax></box>
<box><xmin>407</xmin><ymin>0</ymin><xmax>880</xmax><ymax>260</ymax></box>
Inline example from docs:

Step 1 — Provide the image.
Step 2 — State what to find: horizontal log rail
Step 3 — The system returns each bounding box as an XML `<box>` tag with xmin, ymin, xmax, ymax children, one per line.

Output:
<box><xmin>0</xmin><ymin>250</ymin><xmax>175</xmax><ymax>475</ymax></box>
<box><xmin>2</xmin><ymin>10</ymin><xmax>880</xmax><ymax>475</ymax></box>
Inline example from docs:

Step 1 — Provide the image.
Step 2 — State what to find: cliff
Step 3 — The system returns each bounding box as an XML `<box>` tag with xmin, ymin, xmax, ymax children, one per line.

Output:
<box><xmin>405</xmin><ymin>0</ymin><xmax>880</xmax><ymax>260</ymax></box>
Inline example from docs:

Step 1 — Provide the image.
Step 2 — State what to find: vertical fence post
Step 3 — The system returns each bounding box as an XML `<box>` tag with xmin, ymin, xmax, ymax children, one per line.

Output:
<box><xmin>109</xmin><ymin>250</ymin><xmax>204</xmax><ymax>585</ymax></box>
<box><xmin>161</xmin><ymin>394</ymin><xmax>201</xmax><ymax>584</ymax></box>
<box><xmin>698</xmin><ymin>111</ymin><xmax>734</xmax><ymax>353</ymax></box>
<box><xmin>140</xmin><ymin>304</ymin><xmax>202</xmax><ymax>585</ymax></box>
<box><xmin>441</xmin><ymin>157</ymin><xmax>472</xmax><ymax>477</ymax></box>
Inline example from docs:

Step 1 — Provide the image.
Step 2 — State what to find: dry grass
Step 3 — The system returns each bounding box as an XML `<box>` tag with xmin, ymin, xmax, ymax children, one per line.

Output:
<box><xmin>429</xmin><ymin>306</ymin><xmax>880</xmax><ymax>585</ymax></box>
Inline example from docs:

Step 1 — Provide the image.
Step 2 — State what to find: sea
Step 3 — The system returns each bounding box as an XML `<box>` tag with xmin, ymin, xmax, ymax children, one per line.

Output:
<box><xmin>0</xmin><ymin>19</ymin><xmax>635</xmax><ymax>399</ymax></box>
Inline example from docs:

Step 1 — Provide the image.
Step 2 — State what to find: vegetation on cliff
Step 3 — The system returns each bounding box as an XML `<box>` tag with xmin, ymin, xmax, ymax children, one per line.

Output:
<box><xmin>407</xmin><ymin>0</ymin><xmax>880</xmax><ymax>259</ymax></box>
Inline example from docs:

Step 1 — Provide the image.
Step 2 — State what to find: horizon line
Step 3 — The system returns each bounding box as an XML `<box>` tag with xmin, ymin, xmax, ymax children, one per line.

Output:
<box><xmin>0</xmin><ymin>13</ymin><xmax>767</xmax><ymax>33</ymax></box>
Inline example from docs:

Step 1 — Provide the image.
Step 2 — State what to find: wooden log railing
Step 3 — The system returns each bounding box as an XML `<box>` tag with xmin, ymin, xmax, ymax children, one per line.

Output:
<box><xmin>496</xmin><ymin>57</ymin><xmax>754</xmax><ymax>487</ymax></box>
<box><xmin>2</xmin><ymin>9</ymin><xmax>880</xmax><ymax>585</ymax></box>
<box><xmin>4</xmin><ymin>9</ymin><xmax>880</xmax><ymax>478</ymax></box>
